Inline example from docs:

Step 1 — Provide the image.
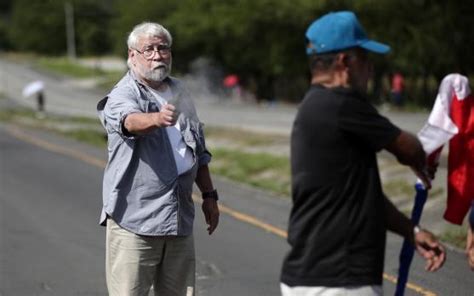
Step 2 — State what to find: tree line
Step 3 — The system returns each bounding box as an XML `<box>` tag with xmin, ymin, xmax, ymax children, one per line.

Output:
<box><xmin>1</xmin><ymin>0</ymin><xmax>473</xmax><ymax>105</ymax></box>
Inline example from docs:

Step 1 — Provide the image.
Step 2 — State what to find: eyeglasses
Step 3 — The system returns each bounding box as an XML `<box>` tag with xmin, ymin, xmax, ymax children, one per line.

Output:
<box><xmin>134</xmin><ymin>45</ymin><xmax>171</xmax><ymax>59</ymax></box>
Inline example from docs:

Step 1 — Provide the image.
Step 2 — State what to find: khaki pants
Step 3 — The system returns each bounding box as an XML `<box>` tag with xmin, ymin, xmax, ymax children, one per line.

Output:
<box><xmin>106</xmin><ymin>219</ymin><xmax>195</xmax><ymax>296</ymax></box>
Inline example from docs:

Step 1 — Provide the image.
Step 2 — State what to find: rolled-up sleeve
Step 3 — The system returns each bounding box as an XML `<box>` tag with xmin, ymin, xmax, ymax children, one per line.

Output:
<box><xmin>103</xmin><ymin>88</ymin><xmax>142</xmax><ymax>139</ymax></box>
<box><xmin>196</xmin><ymin>122</ymin><xmax>212</xmax><ymax>166</ymax></box>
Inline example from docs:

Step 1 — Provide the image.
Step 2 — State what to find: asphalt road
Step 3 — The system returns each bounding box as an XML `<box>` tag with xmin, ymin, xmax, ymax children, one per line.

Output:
<box><xmin>0</xmin><ymin>124</ymin><xmax>289</xmax><ymax>296</ymax></box>
<box><xmin>1</xmin><ymin>57</ymin><xmax>473</xmax><ymax>295</ymax></box>
<box><xmin>2</xmin><ymin>123</ymin><xmax>474</xmax><ymax>296</ymax></box>
<box><xmin>0</xmin><ymin>125</ymin><xmax>106</xmax><ymax>295</ymax></box>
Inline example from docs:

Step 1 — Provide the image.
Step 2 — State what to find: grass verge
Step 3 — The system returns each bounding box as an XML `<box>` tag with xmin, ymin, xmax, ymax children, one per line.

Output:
<box><xmin>211</xmin><ymin>148</ymin><xmax>290</xmax><ymax>197</ymax></box>
<box><xmin>64</xmin><ymin>129</ymin><xmax>107</xmax><ymax>148</ymax></box>
<box><xmin>383</xmin><ymin>179</ymin><xmax>418</xmax><ymax>198</ymax></box>
<box><xmin>0</xmin><ymin>107</ymin><xmax>106</xmax><ymax>147</ymax></box>
<box><xmin>2</xmin><ymin>105</ymin><xmax>470</xmax><ymax>249</ymax></box>
<box><xmin>36</xmin><ymin>56</ymin><xmax>125</xmax><ymax>90</ymax></box>
<box><xmin>36</xmin><ymin>57</ymin><xmax>105</xmax><ymax>78</ymax></box>
<box><xmin>0</xmin><ymin>107</ymin><xmax>291</xmax><ymax>197</ymax></box>
<box><xmin>2</xmin><ymin>54</ymin><xmax>125</xmax><ymax>90</ymax></box>
<box><xmin>440</xmin><ymin>224</ymin><xmax>469</xmax><ymax>249</ymax></box>
<box><xmin>204</xmin><ymin>126</ymin><xmax>288</xmax><ymax>147</ymax></box>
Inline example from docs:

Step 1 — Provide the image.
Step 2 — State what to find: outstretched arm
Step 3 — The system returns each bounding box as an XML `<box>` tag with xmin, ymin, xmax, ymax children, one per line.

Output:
<box><xmin>385</xmin><ymin>196</ymin><xmax>446</xmax><ymax>271</ymax></box>
<box><xmin>385</xmin><ymin>130</ymin><xmax>431</xmax><ymax>189</ymax></box>
<box><xmin>124</xmin><ymin>104</ymin><xmax>178</xmax><ymax>135</ymax></box>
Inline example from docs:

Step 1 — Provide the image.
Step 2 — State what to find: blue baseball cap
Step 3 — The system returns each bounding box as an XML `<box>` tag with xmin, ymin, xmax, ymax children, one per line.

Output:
<box><xmin>305</xmin><ymin>11</ymin><xmax>390</xmax><ymax>55</ymax></box>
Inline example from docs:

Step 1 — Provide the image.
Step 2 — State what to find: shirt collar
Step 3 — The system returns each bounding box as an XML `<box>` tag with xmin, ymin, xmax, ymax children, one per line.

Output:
<box><xmin>311</xmin><ymin>83</ymin><xmax>367</xmax><ymax>101</ymax></box>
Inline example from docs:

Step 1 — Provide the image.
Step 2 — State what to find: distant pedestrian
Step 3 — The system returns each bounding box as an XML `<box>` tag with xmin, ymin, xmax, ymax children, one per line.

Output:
<box><xmin>280</xmin><ymin>11</ymin><xmax>445</xmax><ymax>296</ymax></box>
<box><xmin>22</xmin><ymin>80</ymin><xmax>45</xmax><ymax>116</ymax></box>
<box><xmin>391</xmin><ymin>72</ymin><xmax>405</xmax><ymax>106</ymax></box>
<box><xmin>37</xmin><ymin>91</ymin><xmax>45</xmax><ymax>112</ymax></box>
<box><xmin>97</xmin><ymin>22</ymin><xmax>219</xmax><ymax>296</ymax></box>
<box><xmin>223</xmin><ymin>74</ymin><xmax>242</xmax><ymax>99</ymax></box>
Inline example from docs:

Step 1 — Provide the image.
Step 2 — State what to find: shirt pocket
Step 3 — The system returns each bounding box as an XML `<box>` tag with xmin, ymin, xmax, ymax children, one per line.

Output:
<box><xmin>191</xmin><ymin>122</ymin><xmax>205</xmax><ymax>145</ymax></box>
<box><xmin>182</xmin><ymin>120</ymin><xmax>200</xmax><ymax>151</ymax></box>
<box><xmin>147</xmin><ymin>100</ymin><xmax>160</xmax><ymax>113</ymax></box>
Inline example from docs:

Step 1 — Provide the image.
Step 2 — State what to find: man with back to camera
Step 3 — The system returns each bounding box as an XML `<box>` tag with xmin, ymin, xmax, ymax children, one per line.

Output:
<box><xmin>280</xmin><ymin>11</ymin><xmax>446</xmax><ymax>296</ymax></box>
<box><xmin>97</xmin><ymin>22</ymin><xmax>219</xmax><ymax>296</ymax></box>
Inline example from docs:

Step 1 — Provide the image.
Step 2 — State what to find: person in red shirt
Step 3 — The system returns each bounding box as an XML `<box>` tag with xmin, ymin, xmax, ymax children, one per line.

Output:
<box><xmin>391</xmin><ymin>72</ymin><xmax>405</xmax><ymax>106</ymax></box>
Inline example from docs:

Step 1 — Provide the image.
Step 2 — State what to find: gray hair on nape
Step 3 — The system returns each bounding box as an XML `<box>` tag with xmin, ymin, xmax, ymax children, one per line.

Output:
<box><xmin>126</xmin><ymin>22</ymin><xmax>173</xmax><ymax>68</ymax></box>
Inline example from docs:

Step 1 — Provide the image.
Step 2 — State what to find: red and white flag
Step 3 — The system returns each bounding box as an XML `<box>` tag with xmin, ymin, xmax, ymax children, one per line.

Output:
<box><xmin>418</xmin><ymin>74</ymin><xmax>474</xmax><ymax>225</ymax></box>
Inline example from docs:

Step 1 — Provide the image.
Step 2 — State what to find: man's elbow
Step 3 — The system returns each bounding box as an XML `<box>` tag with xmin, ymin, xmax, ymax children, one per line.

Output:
<box><xmin>385</xmin><ymin>130</ymin><xmax>426</xmax><ymax>166</ymax></box>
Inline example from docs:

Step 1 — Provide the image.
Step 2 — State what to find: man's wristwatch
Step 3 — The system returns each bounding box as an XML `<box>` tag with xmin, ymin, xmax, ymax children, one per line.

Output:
<box><xmin>202</xmin><ymin>189</ymin><xmax>219</xmax><ymax>201</ymax></box>
<box><xmin>414</xmin><ymin>225</ymin><xmax>421</xmax><ymax>235</ymax></box>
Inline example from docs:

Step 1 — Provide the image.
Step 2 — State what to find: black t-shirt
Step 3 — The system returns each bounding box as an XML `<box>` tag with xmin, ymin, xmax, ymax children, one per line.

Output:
<box><xmin>281</xmin><ymin>85</ymin><xmax>401</xmax><ymax>287</ymax></box>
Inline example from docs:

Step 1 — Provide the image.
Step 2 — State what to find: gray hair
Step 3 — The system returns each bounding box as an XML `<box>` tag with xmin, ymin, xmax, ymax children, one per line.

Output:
<box><xmin>127</xmin><ymin>22</ymin><xmax>172</xmax><ymax>68</ymax></box>
<box><xmin>127</xmin><ymin>22</ymin><xmax>172</xmax><ymax>49</ymax></box>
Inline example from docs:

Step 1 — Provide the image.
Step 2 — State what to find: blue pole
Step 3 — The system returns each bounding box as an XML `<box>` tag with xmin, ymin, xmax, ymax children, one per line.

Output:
<box><xmin>395</xmin><ymin>182</ymin><xmax>428</xmax><ymax>296</ymax></box>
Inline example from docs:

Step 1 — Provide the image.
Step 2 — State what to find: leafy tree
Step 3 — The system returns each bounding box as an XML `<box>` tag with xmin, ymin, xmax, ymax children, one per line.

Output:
<box><xmin>7</xmin><ymin>0</ymin><xmax>114</xmax><ymax>55</ymax></box>
<box><xmin>3</xmin><ymin>0</ymin><xmax>474</xmax><ymax>105</ymax></box>
<box><xmin>9</xmin><ymin>0</ymin><xmax>66</xmax><ymax>54</ymax></box>
<box><xmin>166</xmin><ymin>0</ymin><xmax>329</xmax><ymax>101</ymax></box>
<box><xmin>0</xmin><ymin>0</ymin><xmax>13</xmax><ymax>50</ymax></box>
<box><xmin>109</xmin><ymin>0</ymin><xmax>179</xmax><ymax>60</ymax></box>
<box><xmin>73</xmin><ymin>0</ymin><xmax>114</xmax><ymax>55</ymax></box>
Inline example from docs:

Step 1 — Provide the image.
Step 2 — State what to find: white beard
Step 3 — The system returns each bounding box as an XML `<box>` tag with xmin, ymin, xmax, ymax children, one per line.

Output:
<box><xmin>137</xmin><ymin>60</ymin><xmax>172</xmax><ymax>82</ymax></box>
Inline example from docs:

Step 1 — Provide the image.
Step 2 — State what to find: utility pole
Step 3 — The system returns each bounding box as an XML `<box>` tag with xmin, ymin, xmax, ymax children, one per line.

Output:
<box><xmin>64</xmin><ymin>2</ymin><xmax>76</xmax><ymax>60</ymax></box>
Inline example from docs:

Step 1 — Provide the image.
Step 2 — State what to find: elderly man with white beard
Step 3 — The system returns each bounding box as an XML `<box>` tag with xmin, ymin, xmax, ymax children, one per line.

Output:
<box><xmin>97</xmin><ymin>22</ymin><xmax>219</xmax><ymax>296</ymax></box>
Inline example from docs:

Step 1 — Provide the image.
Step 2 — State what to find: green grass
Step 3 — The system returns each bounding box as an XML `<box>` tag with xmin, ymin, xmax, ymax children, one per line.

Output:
<box><xmin>34</xmin><ymin>56</ymin><xmax>125</xmax><ymax>90</ymax></box>
<box><xmin>210</xmin><ymin>148</ymin><xmax>291</xmax><ymax>197</ymax></box>
<box><xmin>204</xmin><ymin>126</ymin><xmax>287</xmax><ymax>147</ymax></box>
<box><xmin>383</xmin><ymin>179</ymin><xmax>416</xmax><ymax>198</ymax></box>
<box><xmin>383</xmin><ymin>178</ymin><xmax>444</xmax><ymax>200</ymax></box>
<box><xmin>47</xmin><ymin>114</ymin><xmax>101</xmax><ymax>125</ymax></box>
<box><xmin>0</xmin><ymin>107</ymin><xmax>100</xmax><ymax>126</ymax></box>
<box><xmin>95</xmin><ymin>71</ymin><xmax>125</xmax><ymax>90</ymax></box>
<box><xmin>3</xmin><ymin>104</ymin><xmax>471</xmax><ymax>249</ymax></box>
<box><xmin>61</xmin><ymin>129</ymin><xmax>107</xmax><ymax>148</ymax></box>
<box><xmin>440</xmin><ymin>224</ymin><xmax>469</xmax><ymax>249</ymax></box>
<box><xmin>36</xmin><ymin>57</ymin><xmax>105</xmax><ymax>78</ymax></box>
<box><xmin>0</xmin><ymin>107</ymin><xmax>292</xmax><ymax>196</ymax></box>
<box><xmin>0</xmin><ymin>108</ymin><xmax>37</xmax><ymax>121</ymax></box>
<box><xmin>1</xmin><ymin>53</ymin><xmax>125</xmax><ymax>90</ymax></box>
<box><xmin>0</xmin><ymin>107</ymin><xmax>107</xmax><ymax>148</ymax></box>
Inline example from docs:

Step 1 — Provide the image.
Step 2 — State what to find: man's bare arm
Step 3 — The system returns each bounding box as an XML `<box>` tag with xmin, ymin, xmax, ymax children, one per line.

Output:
<box><xmin>384</xmin><ymin>196</ymin><xmax>446</xmax><ymax>271</ymax></box>
<box><xmin>195</xmin><ymin>165</ymin><xmax>219</xmax><ymax>235</ymax></box>
<box><xmin>124</xmin><ymin>104</ymin><xmax>177</xmax><ymax>135</ymax></box>
<box><xmin>385</xmin><ymin>130</ymin><xmax>431</xmax><ymax>188</ymax></box>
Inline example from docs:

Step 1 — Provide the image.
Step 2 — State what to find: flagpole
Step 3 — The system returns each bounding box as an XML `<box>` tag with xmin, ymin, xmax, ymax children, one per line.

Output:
<box><xmin>395</xmin><ymin>182</ymin><xmax>428</xmax><ymax>296</ymax></box>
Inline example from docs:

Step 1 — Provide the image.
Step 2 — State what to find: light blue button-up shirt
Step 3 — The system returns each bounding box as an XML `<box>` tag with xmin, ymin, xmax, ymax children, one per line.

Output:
<box><xmin>97</xmin><ymin>71</ymin><xmax>211</xmax><ymax>236</ymax></box>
